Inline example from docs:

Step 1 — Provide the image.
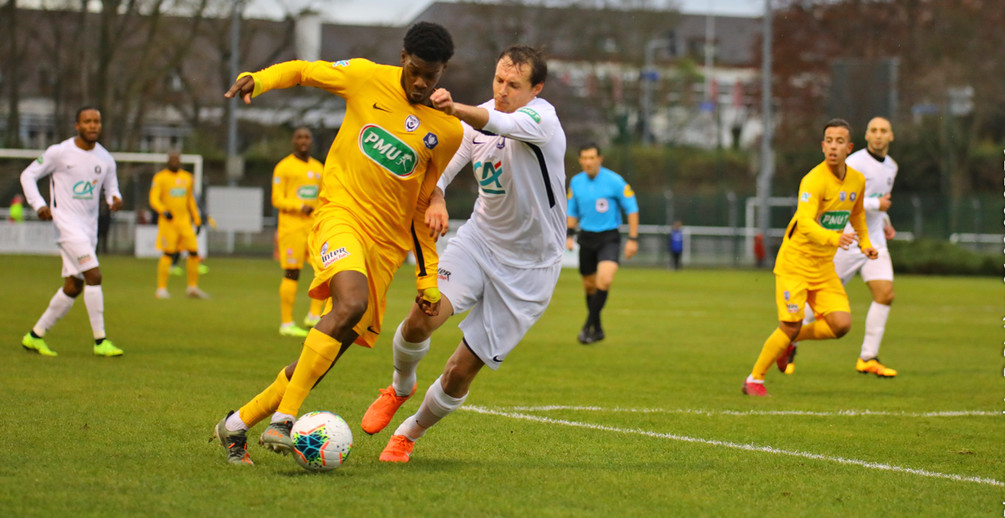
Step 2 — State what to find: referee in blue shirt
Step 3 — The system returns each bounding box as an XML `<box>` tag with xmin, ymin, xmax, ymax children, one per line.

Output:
<box><xmin>566</xmin><ymin>143</ymin><xmax>639</xmax><ymax>344</ymax></box>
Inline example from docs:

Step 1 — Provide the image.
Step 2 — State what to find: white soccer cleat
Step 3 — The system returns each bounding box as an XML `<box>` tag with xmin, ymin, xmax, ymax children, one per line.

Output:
<box><xmin>155</xmin><ymin>288</ymin><xmax>171</xmax><ymax>299</ymax></box>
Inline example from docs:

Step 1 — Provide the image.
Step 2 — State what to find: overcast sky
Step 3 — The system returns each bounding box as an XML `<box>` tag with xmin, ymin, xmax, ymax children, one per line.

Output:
<box><xmin>245</xmin><ymin>0</ymin><xmax>765</xmax><ymax>25</ymax></box>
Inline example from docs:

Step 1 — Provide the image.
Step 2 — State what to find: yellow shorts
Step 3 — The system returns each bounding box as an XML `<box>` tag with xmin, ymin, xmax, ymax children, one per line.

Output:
<box><xmin>774</xmin><ymin>271</ymin><xmax>849</xmax><ymax>322</ymax></box>
<box><xmin>307</xmin><ymin>215</ymin><xmax>404</xmax><ymax>348</ymax></box>
<box><xmin>157</xmin><ymin>221</ymin><xmax>197</xmax><ymax>253</ymax></box>
<box><xmin>277</xmin><ymin>224</ymin><xmax>310</xmax><ymax>270</ymax></box>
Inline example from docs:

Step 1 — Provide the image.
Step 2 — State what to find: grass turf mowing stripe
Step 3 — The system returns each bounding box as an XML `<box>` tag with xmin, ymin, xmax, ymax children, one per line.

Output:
<box><xmin>504</xmin><ymin>406</ymin><xmax>997</xmax><ymax>417</ymax></box>
<box><xmin>463</xmin><ymin>405</ymin><xmax>1004</xmax><ymax>487</ymax></box>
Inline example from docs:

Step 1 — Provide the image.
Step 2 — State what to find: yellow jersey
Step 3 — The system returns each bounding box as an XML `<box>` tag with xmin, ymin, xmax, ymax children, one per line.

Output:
<box><xmin>774</xmin><ymin>161</ymin><xmax>871</xmax><ymax>276</ymax></box>
<box><xmin>247</xmin><ymin>59</ymin><xmax>463</xmax><ymax>291</ymax></box>
<box><xmin>149</xmin><ymin>168</ymin><xmax>200</xmax><ymax>227</ymax></box>
<box><xmin>272</xmin><ymin>153</ymin><xmax>323</xmax><ymax>233</ymax></box>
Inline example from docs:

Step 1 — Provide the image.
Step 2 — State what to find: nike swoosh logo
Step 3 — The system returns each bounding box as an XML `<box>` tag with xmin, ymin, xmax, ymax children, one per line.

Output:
<box><xmin>822</xmin><ymin>197</ymin><xmax>832</xmax><ymax>202</ymax></box>
<box><xmin>367</xmin><ymin>326</ymin><xmax>379</xmax><ymax>335</ymax></box>
<box><xmin>472</xmin><ymin>137</ymin><xmax>486</xmax><ymax>145</ymax></box>
<box><xmin>372</xmin><ymin>102</ymin><xmax>390</xmax><ymax>112</ymax></box>
<box><xmin>492</xmin><ymin>355</ymin><xmax>504</xmax><ymax>363</ymax></box>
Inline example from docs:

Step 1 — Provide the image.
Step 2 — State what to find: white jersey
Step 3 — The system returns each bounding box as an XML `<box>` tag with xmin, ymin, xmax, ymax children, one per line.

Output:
<box><xmin>20</xmin><ymin>138</ymin><xmax>120</xmax><ymax>244</ymax></box>
<box><xmin>437</xmin><ymin>97</ymin><xmax>567</xmax><ymax>268</ymax></box>
<box><xmin>844</xmin><ymin>148</ymin><xmax>896</xmax><ymax>249</ymax></box>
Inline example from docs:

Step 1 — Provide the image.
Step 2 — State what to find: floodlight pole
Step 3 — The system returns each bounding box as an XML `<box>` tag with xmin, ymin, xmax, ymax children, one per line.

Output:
<box><xmin>755</xmin><ymin>0</ymin><xmax>774</xmax><ymax>261</ymax></box>
<box><xmin>641</xmin><ymin>38</ymin><xmax>672</xmax><ymax>146</ymax></box>
<box><xmin>226</xmin><ymin>1</ymin><xmax>246</xmax><ymax>188</ymax></box>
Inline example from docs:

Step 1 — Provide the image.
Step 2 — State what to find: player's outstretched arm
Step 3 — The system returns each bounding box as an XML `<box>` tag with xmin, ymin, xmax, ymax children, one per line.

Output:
<box><xmin>431</xmin><ymin>88</ymin><xmax>489</xmax><ymax>129</ymax></box>
<box><xmin>224</xmin><ymin>75</ymin><xmax>256</xmax><ymax>104</ymax></box>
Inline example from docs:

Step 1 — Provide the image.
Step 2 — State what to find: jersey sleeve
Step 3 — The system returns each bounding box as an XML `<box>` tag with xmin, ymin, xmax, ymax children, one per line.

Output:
<box><xmin>19</xmin><ymin>148</ymin><xmax>57</xmax><ymax>211</ymax></box>
<box><xmin>794</xmin><ymin>175</ymin><xmax>840</xmax><ymax>247</ymax></box>
<box><xmin>103</xmin><ymin>159</ymin><xmax>121</xmax><ymax>205</ymax></box>
<box><xmin>481</xmin><ymin>102</ymin><xmax>556</xmax><ymax>146</ymax></box>
<box><xmin>849</xmin><ymin>183</ymin><xmax>872</xmax><ymax>251</ymax></box>
<box><xmin>617</xmin><ymin>178</ymin><xmax>639</xmax><ymax>215</ymax></box>
<box><xmin>245</xmin><ymin>58</ymin><xmax>373</xmax><ymax>100</ymax></box>
<box><xmin>566</xmin><ymin>181</ymin><xmax>579</xmax><ymax>219</ymax></box>
<box><xmin>270</xmin><ymin>162</ymin><xmax>300</xmax><ymax>213</ymax></box>
<box><xmin>186</xmin><ymin>174</ymin><xmax>201</xmax><ymax>227</ymax></box>
<box><xmin>436</xmin><ymin>124</ymin><xmax>474</xmax><ymax>192</ymax></box>
<box><xmin>149</xmin><ymin>173</ymin><xmax>166</xmax><ymax>213</ymax></box>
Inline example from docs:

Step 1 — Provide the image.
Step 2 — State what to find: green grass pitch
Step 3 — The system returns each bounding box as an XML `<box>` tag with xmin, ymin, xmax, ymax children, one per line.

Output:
<box><xmin>0</xmin><ymin>254</ymin><xmax>1000</xmax><ymax>517</ymax></box>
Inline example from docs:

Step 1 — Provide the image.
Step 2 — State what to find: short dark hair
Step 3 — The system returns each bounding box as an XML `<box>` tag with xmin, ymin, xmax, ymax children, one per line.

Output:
<box><xmin>578</xmin><ymin>142</ymin><xmax>601</xmax><ymax>155</ymax></box>
<box><xmin>403</xmin><ymin>22</ymin><xmax>454</xmax><ymax>63</ymax></box>
<box><xmin>499</xmin><ymin>45</ymin><xmax>548</xmax><ymax>86</ymax></box>
<box><xmin>823</xmin><ymin>118</ymin><xmax>852</xmax><ymax>136</ymax></box>
<box><xmin>76</xmin><ymin>106</ymin><xmax>100</xmax><ymax>123</ymax></box>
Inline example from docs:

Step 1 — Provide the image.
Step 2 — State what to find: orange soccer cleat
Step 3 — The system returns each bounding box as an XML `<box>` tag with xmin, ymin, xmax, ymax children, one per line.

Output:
<box><xmin>378</xmin><ymin>434</ymin><xmax>415</xmax><ymax>463</ymax></box>
<box><xmin>361</xmin><ymin>383</ymin><xmax>416</xmax><ymax>435</ymax></box>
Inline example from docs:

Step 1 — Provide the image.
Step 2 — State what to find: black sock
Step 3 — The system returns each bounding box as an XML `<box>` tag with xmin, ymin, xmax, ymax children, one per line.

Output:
<box><xmin>95</xmin><ymin>338</ymin><xmax>104</xmax><ymax>345</ymax></box>
<box><xmin>30</xmin><ymin>330</ymin><xmax>41</xmax><ymax>339</ymax></box>
<box><xmin>588</xmin><ymin>290</ymin><xmax>609</xmax><ymax>331</ymax></box>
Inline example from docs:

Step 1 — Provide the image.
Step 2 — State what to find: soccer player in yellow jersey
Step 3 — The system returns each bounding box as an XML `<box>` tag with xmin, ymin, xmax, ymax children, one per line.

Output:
<box><xmin>272</xmin><ymin>127</ymin><xmax>325</xmax><ymax>337</ymax></box>
<box><xmin>742</xmin><ymin>119</ymin><xmax>878</xmax><ymax>397</ymax></box>
<box><xmin>211</xmin><ymin>22</ymin><xmax>463</xmax><ymax>465</ymax></box>
<box><xmin>149</xmin><ymin>151</ymin><xmax>208</xmax><ymax>299</ymax></box>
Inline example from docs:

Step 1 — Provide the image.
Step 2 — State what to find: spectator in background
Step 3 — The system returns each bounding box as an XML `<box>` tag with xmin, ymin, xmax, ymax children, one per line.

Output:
<box><xmin>668</xmin><ymin>220</ymin><xmax>683</xmax><ymax>270</ymax></box>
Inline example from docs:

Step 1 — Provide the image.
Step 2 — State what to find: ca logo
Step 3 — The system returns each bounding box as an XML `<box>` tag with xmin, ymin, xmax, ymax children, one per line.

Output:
<box><xmin>72</xmin><ymin>181</ymin><xmax>96</xmax><ymax>200</ymax></box>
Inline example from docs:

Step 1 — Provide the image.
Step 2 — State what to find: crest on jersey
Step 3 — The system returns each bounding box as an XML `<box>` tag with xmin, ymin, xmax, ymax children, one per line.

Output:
<box><xmin>839</xmin><ymin>191</ymin><xmax>846</xmax><ymax>201</ymax></box>
<box><xmin>423</xmin><ymin>132</ymin><xmax>438</xmax><ymax>149</ymax></box>
<box><xmin>405</xmin><ymin>115</ymin><xmax>420</xmax><ymax>132</ymax></box>
<box><xmin>850</xmin><ymin>192</ymin><xmax>857</xmax><ymax>201</ymax></box>
<box><xmin>783</xmin><ymin>290</ymin><xmax>790</xmax><ymax>301</ymax></box>
<box><xmin>624</xmin><ymin>184</ymin><xmax>635</xmax><ymax>198</ymax></box>
<box><xmin>595</xmin><ymin>198</ymin><xmax>609</xmax><ymax>214</ymax></box>
<box><xmin>800</xmin><ymin>192</ymin><xmax>810</xmax><ymax>203</ymax></box>
<box><xmin>94</xmin><ymin>165</ymin><xmax>102</xmax><ymax>175</ymax></box>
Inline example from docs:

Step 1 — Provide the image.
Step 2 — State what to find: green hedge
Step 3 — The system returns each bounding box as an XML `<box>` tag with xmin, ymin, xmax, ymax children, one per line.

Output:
<box><xmin>888</xmin><ymin>239</ymin><xmax>999</xmax><ymax>276</ymax></box>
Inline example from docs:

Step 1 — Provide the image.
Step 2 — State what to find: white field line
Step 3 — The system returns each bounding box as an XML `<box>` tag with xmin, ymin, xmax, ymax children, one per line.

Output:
<box><xmin>501</xmin><ymin>406</ymin><xmax>997</xmax><ymax>417</ymax></box>
<box><xmin>462</xmin><ymin>405</ymin><xmax>1003</xmax><ymax>487</ymax></box>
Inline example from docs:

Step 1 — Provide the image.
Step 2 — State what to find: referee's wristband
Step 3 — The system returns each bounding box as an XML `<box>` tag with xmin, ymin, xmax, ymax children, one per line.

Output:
<box><xmin>567</xmin><ymin>228</ymin><xmax>577</xmax><ymax>238</ymax></box>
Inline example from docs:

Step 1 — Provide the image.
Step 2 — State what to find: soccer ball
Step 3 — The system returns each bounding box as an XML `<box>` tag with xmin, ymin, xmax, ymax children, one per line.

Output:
<box><xmin>291</xmin><ymin>411</ymin><xmax>353</xmax><ymax>472</ymax></box>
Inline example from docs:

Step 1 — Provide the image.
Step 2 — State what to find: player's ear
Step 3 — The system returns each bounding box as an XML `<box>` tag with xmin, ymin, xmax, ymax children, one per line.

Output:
<box><xmin>400</xmin><ymin>50</ymin><xmax>408</xmax><ymax>66</ymax></box>
<box><xmin>531</xmin><ymin>82</ymin><xmax>543</xmax><ymax>97</ymax></box>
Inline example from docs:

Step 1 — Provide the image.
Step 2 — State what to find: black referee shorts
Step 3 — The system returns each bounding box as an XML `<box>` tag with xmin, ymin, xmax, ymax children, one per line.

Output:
<box><xmin>577</xmin><ymin>229</ymin><xmax>621</xmax><ymax>276</ymax></box>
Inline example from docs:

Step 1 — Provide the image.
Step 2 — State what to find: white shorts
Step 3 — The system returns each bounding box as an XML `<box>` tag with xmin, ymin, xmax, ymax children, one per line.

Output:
<box><xmin>59</xmin><ymin>238</ymin><xmax>100</xmax><ymax>278</ymax></box>
<box><xmin>438</xmin><ymin>228</ymin><xmax>562</xmax><ymax>370</ymax></box>
<box><xmin>834</xmin><ymin>246</ymin><xmax>893</xmax><ymax>284</ymax></box>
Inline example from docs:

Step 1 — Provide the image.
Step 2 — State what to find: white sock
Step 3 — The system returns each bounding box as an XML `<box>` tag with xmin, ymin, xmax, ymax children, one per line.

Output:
<box><xmin>860</xmin><ymin>301</ymin><xmax>891</xmax><ymax>360</ymax></box>
<box><xmin>802</xmin><ymin>303</ymin><xmax>815</xmax><ymax>326</ymax></box>
<box><xmin>32</xmin><ymin>288</ymin><xmax>76</xmax><ymax>336</ymax></box>
<box><xmin>271</xmin><ymin>412</ymin><xmax>296</xmax><ymax>424</ymax></box>
<box><xmin>394</xmin><ymin>375</ymin><xmax>466</xmax><ymax>440</ymax></box>
<box><xmin>83</xmin><ymin>285</ymin><xmax>106</xmax><ymax>340</ymax></box>
<box><xmin>745</xmin><ymin>375</ymin><xmax>763</xmax><ymax>384</ymax></box>
<box><xmin>392</xmin><ymin>321</ymin><xmax>430</xmax><ymax>396</ymax></box>
<box><xmin>226</xmin><ymin>412</ymin><xmax>248</xmax><ymax>432</ymax></box>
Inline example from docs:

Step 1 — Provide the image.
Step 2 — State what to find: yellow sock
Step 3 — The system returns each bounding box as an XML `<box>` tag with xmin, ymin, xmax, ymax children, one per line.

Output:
<box><xmin>186</xmin><ymin>255</ymin><xmax>200</xmax><ymax>288</ymax></box>
<box><xmin>308</xmin><ymin>297</ymin><xmax>325</xmax><ymax>318</ymax></box>
<box><xmin>751</xmin><ymin>328</ymin><xmax>792</xmax><ymax>380</ymax></box>
<box><xmin>280</xmin><ymin>278</ymin><xmax>298</xmax><ymax>324</ymax></box>
<box><xmin>795</xmin><ymin>320</ymin><xmax>837</xmax><ymax>342</ymax></box>
<box><xmin>276</xmin><ymin>329</ymin><xmax>341</xmax><ymax>417</ymax></box>
<box><xmin>157</xmin><ymin>255</ymin><xmax>171</xmax><ymax>289</ymax></box>
<box><xmin>238</xmin><ymin>368</ymin><xmax>290</xmax><ymax>428</ymax></box>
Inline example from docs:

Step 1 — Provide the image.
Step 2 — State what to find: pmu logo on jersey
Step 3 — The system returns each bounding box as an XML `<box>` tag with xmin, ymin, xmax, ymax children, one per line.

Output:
<box><xmin>358</xmin><ymin>124</ymin><xmax>418</xmax><ymax>179</ymax></box>
<box><xmin>319</xmin><ymin>241</ymin><xmax>349</xmax><ymax>268</ymax></box>
<box><xmin>475</xmin><ymin>160</ymin><xmax>505</xmax><ymax>195</ymax></box>
<box><xmin>297</xmin><ymin>185</ymin><xmax>319</xmax><ymax>200</ymax></box>
<box><xmin>818</xmin><ymin>210</ymin><xmax>850</xmax><ymax>231</ymax></box>
<box><xmin>169</xmin><ymin>187</ymin><xmax>187</xmax><ymax>197</ymax></box>
<box><xmin>72</xmin><ymin>180</ymin><xmax>97</xmax><ymax>199</ymax></box>
<box><xmin>517</xmin><ymin>107</ymin><xmax>541</xmax><ymax>123</ymax></box>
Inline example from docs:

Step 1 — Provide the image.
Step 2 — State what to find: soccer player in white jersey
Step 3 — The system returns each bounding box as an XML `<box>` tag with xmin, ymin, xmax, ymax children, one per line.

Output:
<box><xmin>19</xmin><ymin>106</ymin><xmax>125</xmax><ymax>357</ymax></box>
<box><xmin>782</xmin><ymin>117</ymin><xmax>898</xmax><ymax>377</ymax></box>
<box><xmin>360</xmin><ymin>45</ymin><xmax>567</xmax><ymax>463</ymax></box>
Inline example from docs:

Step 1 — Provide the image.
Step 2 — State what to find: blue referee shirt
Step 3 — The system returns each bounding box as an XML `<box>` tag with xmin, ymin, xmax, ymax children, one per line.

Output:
<box><xmin>567</xmin><ymin>167</ymin><xmax>639</xmax><ymax>232</ymax></box>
